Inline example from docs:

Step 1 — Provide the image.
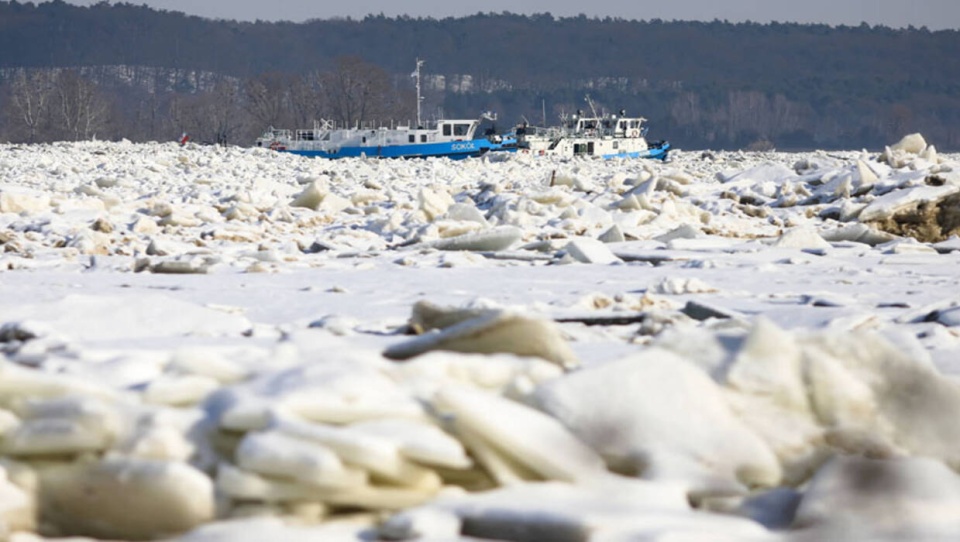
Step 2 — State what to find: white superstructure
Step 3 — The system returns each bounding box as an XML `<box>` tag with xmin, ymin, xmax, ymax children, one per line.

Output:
<box><xmin>516</xmin><ymin>101</ymin><xmax>669</xmax><ymax>160</ymax></box>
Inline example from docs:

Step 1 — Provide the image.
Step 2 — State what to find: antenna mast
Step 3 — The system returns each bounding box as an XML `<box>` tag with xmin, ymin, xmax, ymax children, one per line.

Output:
<box><xmin>585</xmin><ymin>95</ymin><xmax>599</xmax><ymax>119</ymax></box>
<box><xmin>413</xmin><ymin>58</ymin><xmax>425</xmax><ymax>128</ymax></box>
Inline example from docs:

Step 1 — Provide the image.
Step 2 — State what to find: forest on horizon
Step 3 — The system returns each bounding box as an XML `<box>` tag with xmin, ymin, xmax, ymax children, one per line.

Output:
<box><xmin>0</xmin><ymin>0</ymin><xmax>958</xmax><ymax>150</ymax></box>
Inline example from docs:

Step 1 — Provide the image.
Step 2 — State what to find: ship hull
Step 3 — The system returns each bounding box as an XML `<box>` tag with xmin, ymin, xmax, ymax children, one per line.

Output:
<box><xmin>282</xmin><ymin>138</ymin><xmax>515</xmax><ymax>160</ymax></box>
<box><xmin>600</xmin><ymin>142</ymin><xmax>670</xmax><ymax>161</ymax></box>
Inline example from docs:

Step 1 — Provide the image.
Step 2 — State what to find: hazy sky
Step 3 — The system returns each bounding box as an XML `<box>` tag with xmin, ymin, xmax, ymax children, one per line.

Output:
<box><xmin>60</xmin><ymin>0</ymin><xmax>960</xmax><ymax>30</ymax></box>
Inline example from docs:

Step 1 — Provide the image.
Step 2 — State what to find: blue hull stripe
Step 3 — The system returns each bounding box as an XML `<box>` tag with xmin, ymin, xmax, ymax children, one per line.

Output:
<box><xmin>281</xmin><ymin>138</ymin><xmax>516</xmax><ymax>160</ymax></box>
<box><xmin>600</xmin><ymin>143</ymin><xmax>671</xmax><ymax>161</ymax></box>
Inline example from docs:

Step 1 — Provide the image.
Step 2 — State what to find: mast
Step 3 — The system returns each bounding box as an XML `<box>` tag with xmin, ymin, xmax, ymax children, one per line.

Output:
<box><xmin>585</xmin><ymin>95</ymin><xmax>599</xmax><ymax>119</ymax></box>
<box><xmin>413</xmin><ymin>58</ymin><xmax>425</xmax><ymax>128</ymax></box>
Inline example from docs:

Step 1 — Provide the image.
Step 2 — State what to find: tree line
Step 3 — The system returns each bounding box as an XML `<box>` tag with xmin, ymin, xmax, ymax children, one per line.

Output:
<box><xmin>0</xmin><ymin>1</ymin><xmax>958</xmax><ymax>150</ymax></box>
<box><xmin>0</xmin><ymin>57</ymin><xmax>414</xmax><ymax>145</ymax></box>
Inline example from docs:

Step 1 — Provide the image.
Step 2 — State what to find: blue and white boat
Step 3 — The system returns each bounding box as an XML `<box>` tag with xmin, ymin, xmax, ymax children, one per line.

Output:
<box><xmin>256</xmin><ymin>60</ymin><xmax>515</xmax><ymax>160</ymax></box>
<box><xmin>515</xmin><ymin>99</ymin><xmax>670</xmax><ymax>161</ymax></box>
<box><xmin>256</xmin><ymin>115</ymin><xmax>515</xmax><ymax>160</ymax></box>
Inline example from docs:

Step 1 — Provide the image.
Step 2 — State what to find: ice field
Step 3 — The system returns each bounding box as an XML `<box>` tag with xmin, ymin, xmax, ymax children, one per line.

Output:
<box><xmin>0</xmin><ymin>134</ymin><xmax>959</xmax><ymax>540</ymax></box>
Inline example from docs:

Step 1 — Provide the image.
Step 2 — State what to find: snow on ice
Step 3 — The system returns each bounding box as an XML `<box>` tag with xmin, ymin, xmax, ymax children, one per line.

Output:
<box><xmin>0</xmin><ymin>133</ymin><xmax>959</xmax><ymax>541</ymax></box>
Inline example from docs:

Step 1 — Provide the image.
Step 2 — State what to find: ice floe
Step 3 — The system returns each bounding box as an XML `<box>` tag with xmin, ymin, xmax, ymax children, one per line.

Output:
<box><xmin>0</xmin><ymin>135</ymin><xmax>959</xmax><ymax>540</ymax></box>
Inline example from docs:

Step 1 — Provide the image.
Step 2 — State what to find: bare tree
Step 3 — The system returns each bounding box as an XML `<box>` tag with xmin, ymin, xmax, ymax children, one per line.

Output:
<box><xmin>208</xmin><ymin>80</ymin><xmax>247</xmax><ymax>145</ymax></box>
<box><xmin>323</xmin><ymin>56</ymin><xmax>395</xmax><ymax>127</ymax></box>
<box><xmin>244</xmin><ymin>72</ymin><xmax>295</xmax><ymax>131</ymax></box>
<box><xmin>669</xmin><ymin>92</ymin><xmax>702</xmax><ymax>127</ymax></box>
<box><xmin>128</xmin><ymin>71</ymin><xmax>172</xmax><ymax>142</ymax></box>
<box><xmin>8</xmin><ymin>70</ymin><xmax>55</xmax><ymax>143</ymax></box>
<box><xmin>178</xmin><ymin>79</ymin><xmax>247</xmax><ymax>145</ymax></box>
<box><xmin>165</xmin><ymin>93</ymin><xmax>189</xmax><ymax>141</ymax></box>
<box><xmin>289</xmin><ymin>71</ymin><xmax>328</xmax><ymax>128</ymax></box>
<box><xmin>55</xmin><ymin>69</ymin><xmax>109</xmax><ymax>141</ymax></box>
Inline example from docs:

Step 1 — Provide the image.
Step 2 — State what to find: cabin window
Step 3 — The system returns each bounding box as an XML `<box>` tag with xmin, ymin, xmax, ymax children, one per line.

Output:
<box><xmin>421</xmin><ymin>135</ymin><xmax>427</xmax><ymax>142</ymax></box>
<box><xmin>587</xmin><ymin>142</ymin><xmax>595</xmax><ymax>154</ymax></box>
<box><xmin>613</xmin><ymin>141</ymin><xmax>619</xmax><ymax>150</ymax></box>
<box><xmin>619</xmin><ymin>121</ymin><xmax>627</xmax><ymax>131</ymax></box>
<box><xmin>362</xmin><ymin>137</ymin><xmax>367</xmax><ymax>143</ymax></box>
<box><xmin>409</xmin><ymin>135</ymin><xmax>415</xmax><ymax>143</ymax></box>
<box><xmin>454</xmin><ymin>124</ymin><xmax>470</xmax><ymax>136</ymax></box>
<box><xmin>443</xmin><ymin>125</ymin><xmax>452</xmax><ymax>136</ymax></box>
